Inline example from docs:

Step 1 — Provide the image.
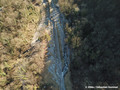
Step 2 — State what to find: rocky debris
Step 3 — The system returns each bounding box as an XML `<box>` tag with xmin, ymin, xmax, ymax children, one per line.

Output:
<box><xmin>31</xmin><ymin>0</ymin><xmax>70</xmax><ymax>90</ymax></box>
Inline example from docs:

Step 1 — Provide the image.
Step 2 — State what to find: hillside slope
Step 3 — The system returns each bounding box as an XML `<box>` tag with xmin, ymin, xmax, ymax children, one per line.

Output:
<box><xmin>0</xmin><ymin>0</ymin><xmax>49</xmax><ymax>89</ymax></box>
<box><xmin>59</xmin><ymin>0</ymin><xmax>120</xmax><ymax>90</ymax></box>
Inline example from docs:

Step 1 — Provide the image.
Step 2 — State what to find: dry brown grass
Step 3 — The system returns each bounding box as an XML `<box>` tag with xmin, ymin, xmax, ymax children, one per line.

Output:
<box><xmin>0</xmin><ymin>0</ymin><xmax>50</xmax><ymax>89</ymax></box>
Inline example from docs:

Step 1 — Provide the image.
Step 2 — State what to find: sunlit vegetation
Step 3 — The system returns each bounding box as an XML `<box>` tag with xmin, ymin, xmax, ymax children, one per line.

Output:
<box><xmin>0</xmin><ymin>0</ymin><xmax>40</xmax><ymax>56</ymax></box>
<box><xmin>0</xmin><ymin>0</ymin><xmax>50</xmax><ymax>89</ymax></box>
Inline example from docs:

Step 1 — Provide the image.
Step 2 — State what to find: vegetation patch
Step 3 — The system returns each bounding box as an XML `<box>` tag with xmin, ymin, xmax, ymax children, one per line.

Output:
<box><xmin>0</xmin><ymin>0</ymin><xmax>49</xmax><ymax>89</ymax></box>
<box><xmin>59</xmin><ymin>0</ymin><xmax>120</xmax><ymax>90</ymax></box>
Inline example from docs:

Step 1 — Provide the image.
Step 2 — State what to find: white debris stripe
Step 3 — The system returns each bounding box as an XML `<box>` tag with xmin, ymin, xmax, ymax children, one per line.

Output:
<box><xmin>31</xmin><ymin>0</ymin><xmax>70</xmax><ymax>90</ymax></box>
<box><xmin>47</xmin><ymin>0</ymin><xmax>70</xmax><ymax>90</ymax></box>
